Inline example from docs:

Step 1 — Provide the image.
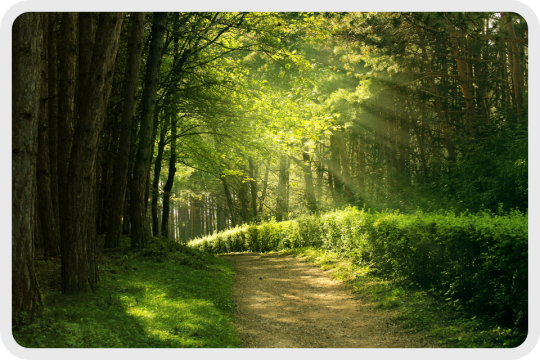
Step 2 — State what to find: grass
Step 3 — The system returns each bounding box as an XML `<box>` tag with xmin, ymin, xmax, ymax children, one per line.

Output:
<box><xmin>12</xmin><ymin>236</ymin><xmax>242</xmax><ymax>348</ymax></box>
<box><xmin>279</xmin><ymin>246</ymin><xmax>527</xmax><ymax>348</ymax></box>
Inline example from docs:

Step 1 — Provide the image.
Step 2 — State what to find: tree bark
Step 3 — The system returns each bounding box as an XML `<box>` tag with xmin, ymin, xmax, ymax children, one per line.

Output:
<box><xmin>418</xmin><ymin>30</ymin><xmax>456</xmax><ymax>163</ymax></box>
<box><xmin>356</xmin><ymin>131</ymin><xmax>365</xmax><ymax>195</ymax></box>
<box><xmin>335</xmin><ymin>130</ymin><xmax>352</xmax><ymax>202</ymax></box>
<box><xmin>238</xmin><ymin>168</ymin><xmax>251</xmax><ymax>224</ymax></box>
<box><xmin>37</xmin><ymin>14</ymin><xmax>61</xmax><ymax>258</ymax></box>
<box><xmin>161</xmin><ymin>114</ymin><xmax>177</xmax><ymax>237</ymax></box>
<box><xmin>130</xmin><ymin>12</ymin><xmax>167</xmax><ymax>248</ymax></box>
<box><xmin>302</xmin><ymin>149</ymin><xmax>317</xmax><ymax>213</ymax></box>
<box><xmin>258</xmin><ymin>164</ymin><xmax>270</xmax><ymax>215</ymax></box>
<box><xmin>329</xmin><ymin>134</ymin><xmax>343</xmax><ymax>202</ymax></box>
<box><xmin>13</xmin><ymin>12</ymin><xmax>43</xmax><ymax>325</ymax></box>
<box><xmin>61</xmin><ymin>12</ymin><xmax>124</xmax><ymax>293</ymax></box>
<box><xmin>57</xmin><ymin>13</ymin><xmax>78</xmax><ymax>242</ymax></box>
<box><xmin>411</xmin><ymin>98</ymin><xmax>429</xmax><ymax>182</ymax></box>
<box><xmin>152</xmin><ymin>114</ymin><xmax>169</xmax><ymax>236</ymax></box>
<box><xmin>502</xmin><ymin>12</ymin><xmax>523</xmax><ymax>120</ymax></box>
<box><xmin>220</xmin><ymin>175</ymin><xmax>236</xmax><ymax>227</ymax></box>
<box><xmin>446</xmin><ymin>23</ymin><xmax>475</xmax><ymax>137</ymax></box>
<box><xmin>47</xmin><ymin>13</ymin><xmax>60</xmax><ymax>240</ymax></box>
<box><xmin>248</xmin><ymin>157</ymin><xmax>258</xmax><ymax>222</ymax></box>
<box><xmin>276</xmin><ymin>154</ymin><xmax>290</xmax><ymax>221</ymax></box>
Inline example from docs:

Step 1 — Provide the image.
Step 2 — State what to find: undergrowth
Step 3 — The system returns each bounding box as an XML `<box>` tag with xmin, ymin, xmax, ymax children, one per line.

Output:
<box><xmin>190</xmin><ymin>207</ymin><xmax>528</xmax><ymax>331</ymax></box>
<box><xmin>12</xmin><ymin>236</ymin><xmax>241</xmax><ymax>348</ymax></box>
<box><xmin>280</xmin><ymin>247</ymin><xmax>527</xmax><ymax>348</ymax></box>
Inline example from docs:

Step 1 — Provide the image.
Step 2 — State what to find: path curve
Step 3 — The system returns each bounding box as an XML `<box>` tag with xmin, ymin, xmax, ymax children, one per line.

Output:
<box><xmin>221</xmin><ymin>252</ymin><xmax>437</xmax><ymax>348</ymax></box>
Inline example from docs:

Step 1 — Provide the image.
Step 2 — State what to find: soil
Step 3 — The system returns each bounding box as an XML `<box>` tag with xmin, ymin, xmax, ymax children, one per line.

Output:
<box><xmin>221</xmin><ymin>252</ymin><xmax>440</xmax><ymax>348</ymax></box>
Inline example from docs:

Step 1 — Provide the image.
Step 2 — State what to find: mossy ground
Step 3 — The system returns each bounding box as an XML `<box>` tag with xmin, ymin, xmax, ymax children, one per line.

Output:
<box><xmin>279</xmin><ymin>246</ymin><xmax>527</xmax><ymax>348</ymax></box>
<box><xmin>13</xmin><ymin>236</ymin><xmax>242</xmax><ymax>348</ymax></box>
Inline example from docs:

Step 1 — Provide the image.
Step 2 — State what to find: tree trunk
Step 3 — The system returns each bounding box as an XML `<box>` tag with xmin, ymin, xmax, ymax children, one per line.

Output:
<box><xmin>418</xmin><ymin>30</ymin><xmax>456</xmax><ymax>163</ymax></box>
<box><xmin>216</xmin><ymin>203</ymin><xmax>222</xmax><ymax>233</ymax></box>
<box><xmin>335</xmin><ymin>130</ymin><xmax>352</xmax><ymax>202</ymax></box>
<box><xmin>57</xmin><ymin>13</ymin><xmax>78</xmax><ymax>244</ymax></box>
<box><xmin>12</xmin><ymin>12</ymin><xmax>43</xmax><ymax>325</ymax></box>
<box><xmin>47</xmin><ymin>13</ymin><xmax>60</xmax><ymax>241</ymax></box>
<box><xmin>412</xmin><ymin>98</ymin><xmax>429</xmax><ymax>182</ymax></box>
<box><xmin>220</xmin><ymin>176</ymin><xmax>236</xmax><ymax>227</ymax></box>
<box><xmin>161</xmin><ymin>114</ymin><xmax>177</xmax><ymax>237</ymax></box>
<box><xmin>502</xmin><ymin>12</ymin><xmax>523</xmax><ymax>120</ymax></box>
<box><xmin>238</xmin><ymin>169</ymin><xmax>251</xmax><ymax>224</ymax></box>
<box><xmin>152</xmin><ymin>114</ymin><xmax>169</xmax><ymax>236</ymax></box>
<box><xmin>356</xmin><ymin>131</ymin><xmax>365</xmax><ymax>195</ymax></box>
<box><xmin>276</xmin><ymin>154</ymin><xmax>290</xmax><ymax>221</ymax></box>
<box><xmin>37</xmin><ymin>15</ymin><xmax>61</xmax><ymax>258</ymax></box>
<box><xmin>446</xmin><ymin>23</ymin><xmax>475</xmax><ymax>137</ymax></box>
<box><xmin>130</xmin><ymin>12</ymin><xmax>167</xmax><ymax>248</ymax></box>
<box><xmin>61</xmin><ymin>12</ymin><xmax>123</xmax><ymax>293</ymax></box>
<box><xmin>78</xmin><ymin>13</ymin><xmax>95</xmax><ymax>107</ymax></box>
<box><xmin>329</xmin><ymin>134</ymin><xmax>343</xmax><ymax>202</ymax></box>
<box><xmin>302</xmin><ymin>149</ymin><xmax>317</xmax><ymax>213</ymax></box>
<box><xmin>399</xmin><ymin>107</ymin><xmax>410</xmax><ymax>187</ymax></box>
<box><xmin>257</xmin><ymin>164</ymin><xmax>270</xmax><ymax>215</ymax></box>
<box><xmin>248</xmin><ymin>157</ymin><xmax>258</xmax><ymax>222</ymax></box>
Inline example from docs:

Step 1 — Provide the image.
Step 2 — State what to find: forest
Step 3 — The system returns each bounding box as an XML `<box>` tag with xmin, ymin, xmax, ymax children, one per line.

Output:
<box><xmin>12</xmin><ymin>12</ymin><xmax>527</xmax><ymax>348</ymax></box>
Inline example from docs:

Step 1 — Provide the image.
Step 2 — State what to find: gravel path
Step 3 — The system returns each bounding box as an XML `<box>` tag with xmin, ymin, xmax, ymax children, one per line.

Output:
<box><xmin>221</xmin><ymin>252</ymin><xmax>438</xmax><ymax>348</ymax></box>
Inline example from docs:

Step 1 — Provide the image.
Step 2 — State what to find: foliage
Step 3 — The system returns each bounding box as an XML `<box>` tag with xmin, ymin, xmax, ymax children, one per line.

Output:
<box><xmin>189</xmin><ymin>207</ymin><xmax>528</xmax><ymax>330</ymax></box>
<box><xmin>446</xmin><ymin>110</ymin><xmax>528</xmax><ymax>213</ymax></box>
<box><xmin>282</xmin><ymin>247</ymin><xmax>527</xmax><ymax>348</ymax></box>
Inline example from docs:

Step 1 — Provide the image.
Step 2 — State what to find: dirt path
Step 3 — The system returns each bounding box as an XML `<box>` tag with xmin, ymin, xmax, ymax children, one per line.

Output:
<box><xmin>221</xmin><ymin>252</ymin><xmax>438</xmax><ymax>348</ymax></box>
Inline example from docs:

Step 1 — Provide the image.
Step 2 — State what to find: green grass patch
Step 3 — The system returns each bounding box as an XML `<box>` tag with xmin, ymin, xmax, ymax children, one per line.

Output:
<box><xmin>280</xmin><ymin>246</ymin><xmax>527</xmax><ymax>348</ymax></box>
<box><xmin>13</xmin><ymin>237</ymin><xmax>241</xmax><ymax>348</ymax></box>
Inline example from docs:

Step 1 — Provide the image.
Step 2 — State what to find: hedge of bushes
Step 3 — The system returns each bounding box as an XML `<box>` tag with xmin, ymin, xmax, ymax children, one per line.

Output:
<box><xmin>188</xmin><ymin>208</ymin><xmax>528</xmax><ymax>330</ymax></box>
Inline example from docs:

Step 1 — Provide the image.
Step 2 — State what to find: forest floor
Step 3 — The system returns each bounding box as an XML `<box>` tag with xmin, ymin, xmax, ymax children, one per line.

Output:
<box><xmin>222</xmin><ymin>252</ymin><xmax>440</xmax><ymax>348</ymax></box>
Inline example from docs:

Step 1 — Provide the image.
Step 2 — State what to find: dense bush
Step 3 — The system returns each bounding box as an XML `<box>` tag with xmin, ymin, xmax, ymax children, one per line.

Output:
<box><xmin>189</xmin><ymin>208</ymin><xmax>528</xmax><ymax>330</ymax></box>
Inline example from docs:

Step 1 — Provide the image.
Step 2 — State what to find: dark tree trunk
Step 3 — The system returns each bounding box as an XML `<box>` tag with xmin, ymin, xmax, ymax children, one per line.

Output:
<box><xmin>122</xmin><ymin>187</ymin><xmax>131</xmax><ymax>235</ymax></box>
<box><xmin>161</xmin><ymin>115</ymin><xmax>177</xmax><ymax>237</ymax></box>
<box><xmin>37</xmin><ymin>14</ymin><xmax>61</xmax><ymax>258</ymax></box>
<box><xmin>12</xmin><ymin>12</ymin><xmax>43</xmax><ymax>325</ymax></box>
<box><xmin>61</xmin><ymin>13</ymin><xmax>123</xmax><ymax>293</ymax></box>
<box><xmin>131</xmin><ymin>12</ymin><xmax>167</xmax><ymax>248</ymax></box>
<box><xmin>78</xmin><ymin>13</ymin><xmax>95</xmax><ymax>106</ymax></box>
<box><xmin>57</xmin><ymin>12</ymin><xmax>78</xmax><ymax>243</ymax></box>
<box><xmin>47</xmin><ymin>13</ymin><xmax>60</xmax><ymax>239</ymax></box>
<box><xmin>220</xmin><ymin>176</ymin><xmax>236</xmax><ymax>227</ymax></box>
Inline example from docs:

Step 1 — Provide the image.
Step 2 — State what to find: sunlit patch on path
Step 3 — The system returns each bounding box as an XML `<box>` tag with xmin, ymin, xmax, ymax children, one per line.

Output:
<box><xmin>222</xmin><ymin>252</ymin><xmax>438</xmax><ymax>348</ymax></box>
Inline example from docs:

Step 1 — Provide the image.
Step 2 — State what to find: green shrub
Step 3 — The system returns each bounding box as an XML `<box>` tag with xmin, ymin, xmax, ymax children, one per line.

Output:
<box><xmin>188</xmin><ymin>207</ymin><xmax>527</xmax><ymax>330</ymax></box>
